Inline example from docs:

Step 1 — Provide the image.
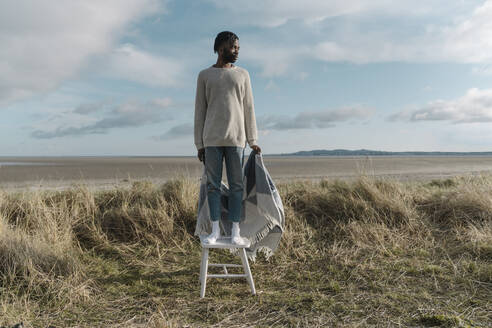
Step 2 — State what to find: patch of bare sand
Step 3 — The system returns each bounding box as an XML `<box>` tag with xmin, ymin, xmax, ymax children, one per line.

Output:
<box><xmin>1</xmin><ymin>155</ymin><xmax>492</xmax><ymax>191</ymax></box>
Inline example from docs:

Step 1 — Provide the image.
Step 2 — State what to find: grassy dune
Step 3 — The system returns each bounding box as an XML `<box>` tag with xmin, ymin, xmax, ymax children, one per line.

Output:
<box><xmin>0</xmin><ymin>173</ymin><xmax>491</xmax><ymax>327</ymax></box>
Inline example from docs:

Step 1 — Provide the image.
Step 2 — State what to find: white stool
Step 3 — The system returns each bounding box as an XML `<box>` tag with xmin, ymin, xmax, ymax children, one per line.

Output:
<box><xmin>199</xmin><ymin>235</ymin><xmax>256</xmax><ymax>298</ymax></box>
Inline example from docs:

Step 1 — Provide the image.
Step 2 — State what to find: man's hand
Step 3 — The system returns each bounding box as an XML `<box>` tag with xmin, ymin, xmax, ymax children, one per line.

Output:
<box><xmin>198</xmin><ymin>148</ymin><xmax>205</xmax><ymax>162</ymax></box>
<box><xmin>251</xmin><ymin>145</ymin><xmax>261</xmax><ymax>154</ymax></box>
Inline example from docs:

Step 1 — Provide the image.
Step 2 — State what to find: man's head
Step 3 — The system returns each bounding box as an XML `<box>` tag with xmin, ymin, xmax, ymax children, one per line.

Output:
<box><xmin>214</xmin><ymin>31</ymin><xmax>239</xmax><ymax>63</ymax></box>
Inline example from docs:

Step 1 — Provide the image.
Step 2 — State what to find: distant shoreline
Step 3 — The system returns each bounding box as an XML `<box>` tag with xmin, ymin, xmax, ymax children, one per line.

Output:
<box><xmin>2</xmin><ymin>154</ymin><xmax>492</xmax><ymax>160</ymax></box>
<box><xmin>276</xmin><ymin>149</ymin><xmax>492</xmax><ymax>156</ymax></box>
<box><xmin>1</xmin><ymin>149</ymin><xmax>492</xmax><ymax>158</ymax></box>
<box><xmin>1</xmin><ymin>155</ymin><xmax>492</xmax><ymax>192</ymax></box>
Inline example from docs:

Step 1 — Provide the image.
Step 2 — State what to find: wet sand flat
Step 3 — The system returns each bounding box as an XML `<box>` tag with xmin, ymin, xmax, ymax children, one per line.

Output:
<box><xmin>1</xmin><ymin>155</ymin><xmax>492</xmax><ymax>191</ymax></box>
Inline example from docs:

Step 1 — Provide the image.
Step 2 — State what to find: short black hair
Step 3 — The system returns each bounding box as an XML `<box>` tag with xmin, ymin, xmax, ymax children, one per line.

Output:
<box><xmin>214</xmin><ymin>31</ymin><xmax>239</xmax><ymax>54</ymax></box>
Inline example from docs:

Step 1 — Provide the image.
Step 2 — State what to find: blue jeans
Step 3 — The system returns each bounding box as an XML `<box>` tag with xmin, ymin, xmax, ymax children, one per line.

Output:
<box><xmin>204</xmin><ymin>146</ymin><xmax>244</xmax><ymax>222</ymax></box>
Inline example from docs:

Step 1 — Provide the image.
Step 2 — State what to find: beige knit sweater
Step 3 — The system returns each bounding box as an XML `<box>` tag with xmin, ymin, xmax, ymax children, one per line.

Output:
<box><xmin>194</xmin><ymin>64</ymin><xmax>258</xmax><ymax>150</ymax></box>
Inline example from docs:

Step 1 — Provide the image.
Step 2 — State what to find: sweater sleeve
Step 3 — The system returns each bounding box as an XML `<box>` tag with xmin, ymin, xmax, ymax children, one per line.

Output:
<box><xmin>194</xmin><ymin>72</ymin><xmax>207</xmax><ymax>150</ymax></box>
<box><xmin>243</xmin><ymin>71</ymin><xmax>258</xmax><ymax>147</ymax></box>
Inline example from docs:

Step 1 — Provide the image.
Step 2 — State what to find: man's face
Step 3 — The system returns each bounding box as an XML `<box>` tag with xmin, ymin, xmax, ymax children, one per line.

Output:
<box><xmin>221</xmin><ymin>39</ymin><xmax>240</xmax><ymax>63</ymax></box>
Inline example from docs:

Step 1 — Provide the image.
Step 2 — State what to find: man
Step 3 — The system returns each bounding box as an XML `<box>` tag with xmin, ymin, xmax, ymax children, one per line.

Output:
<box><xmin>194</xmin><ymin>31</ymin><xmax>261</xmax><ymax>245</ymax></box>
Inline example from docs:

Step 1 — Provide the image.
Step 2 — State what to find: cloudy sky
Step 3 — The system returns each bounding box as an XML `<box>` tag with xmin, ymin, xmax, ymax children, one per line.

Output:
<box><xmin>2</xmin><ymin>0</ymin><xmax>492</xmax><ymax>156</ymax></box>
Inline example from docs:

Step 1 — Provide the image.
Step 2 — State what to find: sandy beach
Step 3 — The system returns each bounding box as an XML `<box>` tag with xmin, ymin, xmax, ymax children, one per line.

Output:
<box><xmin>1</xmin><ymin>155</ymin><xmax>492</xmax><ymax>191</ymax></box>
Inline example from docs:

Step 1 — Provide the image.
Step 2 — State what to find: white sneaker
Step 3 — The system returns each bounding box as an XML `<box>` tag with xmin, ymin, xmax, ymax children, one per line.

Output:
<box><xmin>204</xmin><ymin>220</ymin><xmax>220</xmax><ymax>244</ymax></box>
<box><xmin>231</xmin><ymin>235</ymin><xmax>247</xmax><ymax>246</ymax></box>
<box><xmin>231</xmin><ymin>222</ymin><xmax>247</xmax><ymax>245</ymax></box>
<box><xmin>204</xmin><ymin>231</ymin><xmax>220</xmax><ymax>244</ymax></box>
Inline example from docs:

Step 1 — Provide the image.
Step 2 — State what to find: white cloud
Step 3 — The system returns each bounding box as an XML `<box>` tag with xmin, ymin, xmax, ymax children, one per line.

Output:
<box><xmin>239</xmin><ymin>41</ymin><xmax>308</xmax><ymax>77</ymax></box>
<box><xmin>210</xmin><ymin>1</ymin><xmax>492</xmax><ymax>73</ymax></box>
<box><xmin>0</xmin><ymin>0</ymin><xmax>163</xmax><ymax>106</ymax></box>
<box><xmin>205</xmin><ymin>0</ymin><xmax>457</xmax><ymax>28</ymax></box>
<box><xmin>101</xmin><ymin>44</ymin><xmax>184</xmax><ymax>87</ymax></box>
<box><xmin>264</xmin><ymin>80</ymin><xmax>280</xmax><ymax>91</ymax></box>
<box><xmin>153</xmin><ymin>122</ymin><xmax>193</xmax><ymax>140</ymax></box>
<box><xmin>150</xmin><ymin>97</ymin><xmax>173</xmax><ymax>108</ymax></box>
<box><xmin>30</xmin><ymin>97</ymin><xmax>174</xmax><ymax>139</ymax></box>
<box><xmin>442</xmin><ymin>1</ymin><xmax>492</xmax><ymax>63</ymax></box>
<box><xmin>311</xmin><ymin>1</ymin><xmax>492</xmax><ymax>64</ymax></box>
<box><xmin>312</xmin><ymin>39</ymin><xmax>440</xmax><ymax>64</ymax></box>
<box><xmin>471</xmin><ymin>64</ymin><xmax>492</xmax><ymax>75</ymax></box>
<box><xmin>297</xmin><ymin>72</ymin><xmax>309</xmax><ymax>81</ymax></box>
<box><xmin>258</xmin><ymin>106</ymin><xmax>374</xmax><ymax>130</ymax></box>
<box><xmin>388</xmin><ymin>88</ymin><xmax>492</xmax><ymax>123</ymax></box>
<box><xmin>206</xmin><ymin>0</ymin><xmax>370</xmax><ymax>27</ymax></box>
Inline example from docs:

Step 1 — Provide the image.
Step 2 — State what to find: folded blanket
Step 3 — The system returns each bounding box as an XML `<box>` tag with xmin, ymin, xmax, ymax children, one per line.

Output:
<box><xmin>194</xmin><ymin>150</ymin><xmax>285</xmax><ymax>262</ymax></box>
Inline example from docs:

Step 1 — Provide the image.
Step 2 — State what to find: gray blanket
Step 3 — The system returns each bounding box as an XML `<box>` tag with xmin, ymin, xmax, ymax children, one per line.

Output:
<box><xmin>194</xmin><ymin>151</ymin><xmax>285</xmax><ymax>262</ymax></box>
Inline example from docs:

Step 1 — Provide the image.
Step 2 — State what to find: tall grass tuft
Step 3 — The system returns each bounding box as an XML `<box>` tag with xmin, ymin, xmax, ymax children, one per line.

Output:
<box><xmin>416</xmin><ymin>175</ymin><xmax>492</xmax><ymax>227</ymax></box>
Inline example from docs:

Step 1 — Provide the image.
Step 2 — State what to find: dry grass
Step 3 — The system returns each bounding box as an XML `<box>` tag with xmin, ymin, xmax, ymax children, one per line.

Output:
<box><xmin>0</xmin><ymin>173</ymin><xmax>491</xmax><ymax>327</ymax></box>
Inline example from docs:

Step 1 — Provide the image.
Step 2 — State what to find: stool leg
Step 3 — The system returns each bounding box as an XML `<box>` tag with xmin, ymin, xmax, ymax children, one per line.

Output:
<box><xmin>200</xmin><ymin>248</ymin><xmax>209</xmax><ymax>298</ymax></box>
<box><xmin>239</xmin><ymin>248</ymin><xmax>256</xmax><ymax>295</ymax></box>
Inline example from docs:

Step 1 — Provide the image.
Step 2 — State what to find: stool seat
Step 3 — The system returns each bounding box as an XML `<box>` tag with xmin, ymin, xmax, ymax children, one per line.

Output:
<box><xmin>200</xmin><ymin>235</ymin><xmax>251</xmax><ymax>248</ymax></box>
<box><xmin>199</xmin><ymin>235</ymin><xmax>256</xmax><ymax>298</ymax></box>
